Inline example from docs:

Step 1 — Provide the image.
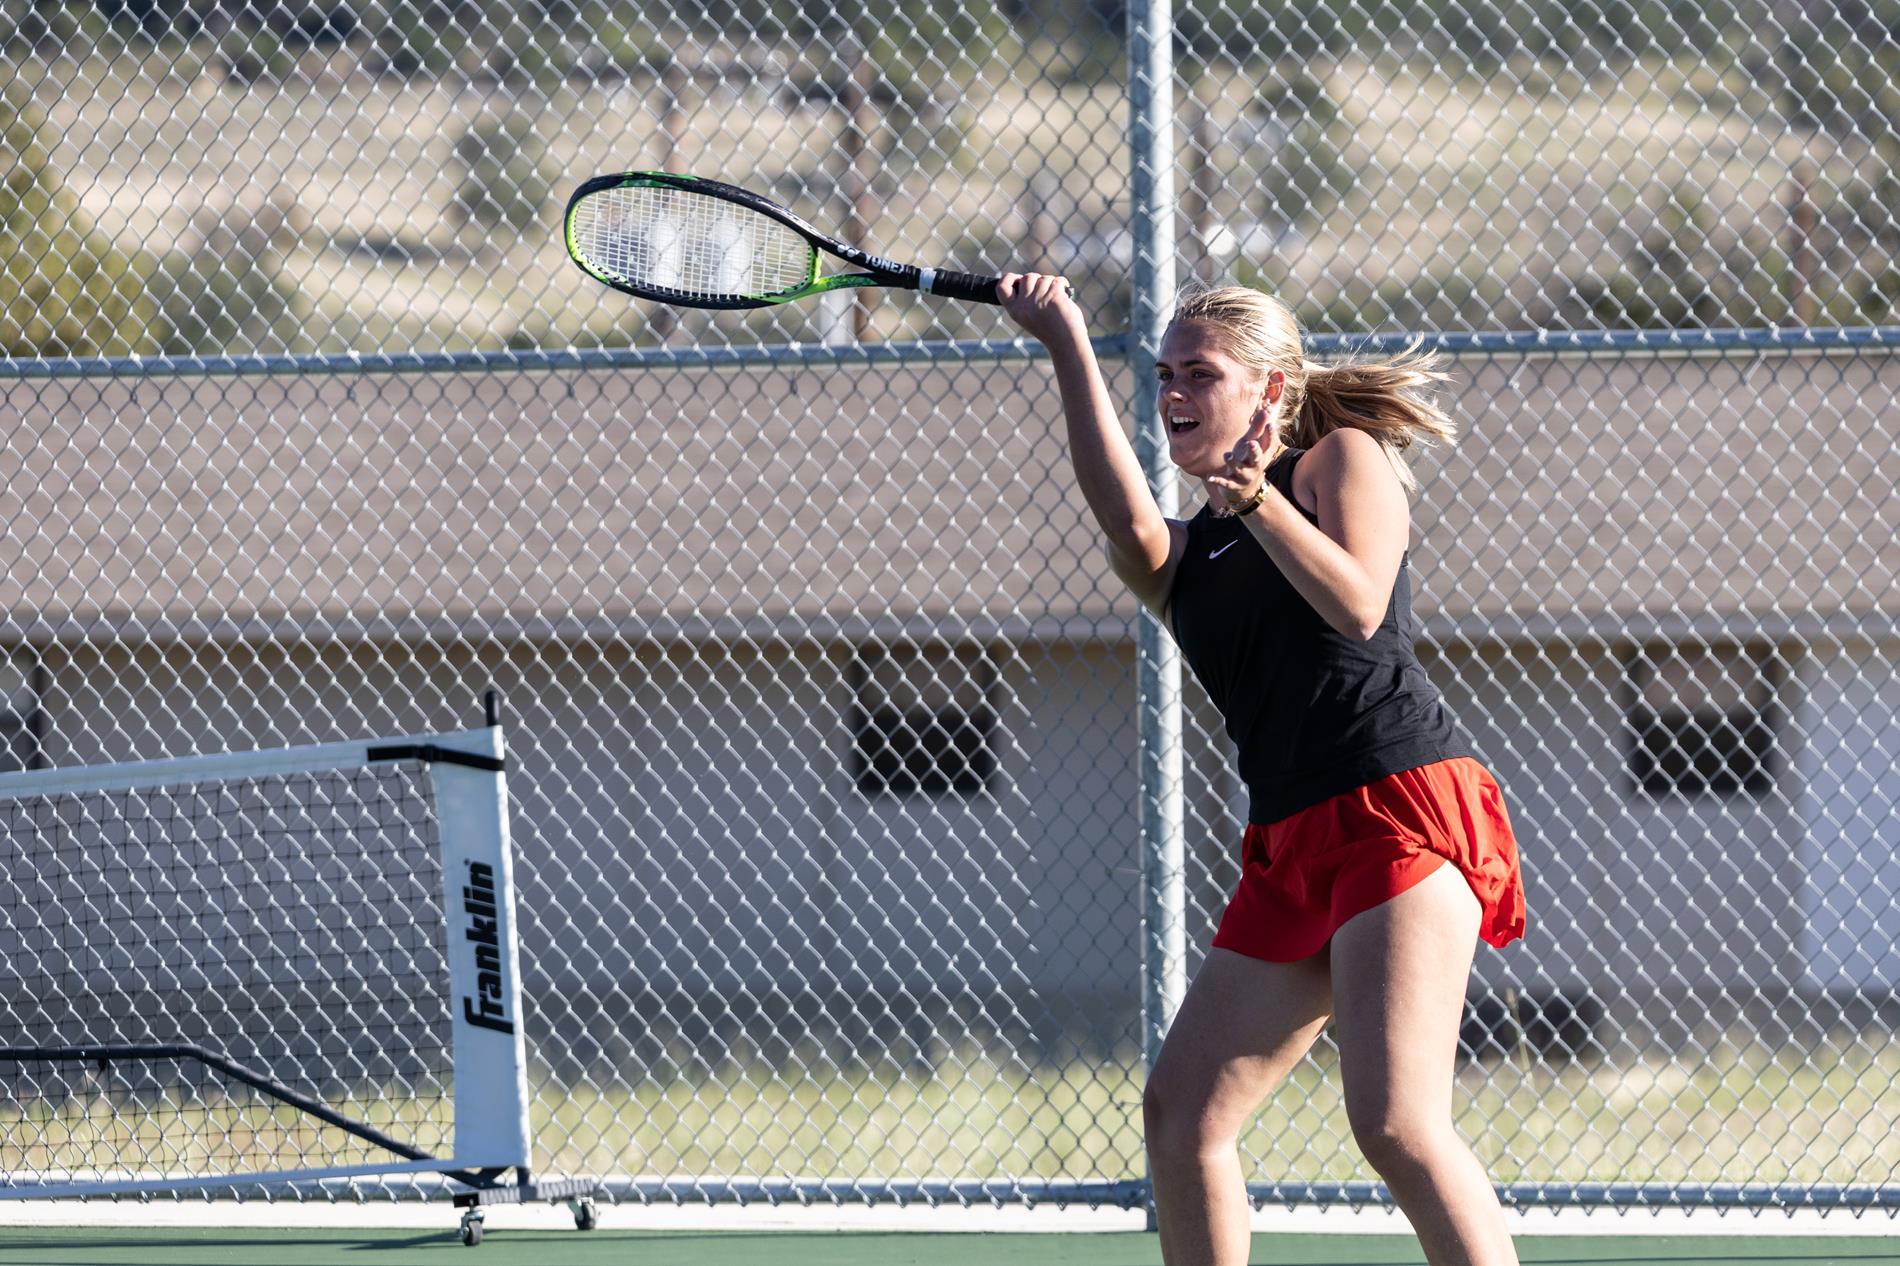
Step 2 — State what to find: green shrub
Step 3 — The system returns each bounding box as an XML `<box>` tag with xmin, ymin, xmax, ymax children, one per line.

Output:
<box><xmin>155</xmin><ymin>189</ymin><xmax>311</xmax><ymax>356</ymax></box>
<box><xmin>452</xmin><ymin>113</ymin><xmax>554</xmax><ymax>233</ymax></box>
<box><xmin>0</xmin><ymin>87</ymin><xmax>161</xmax><ymax>356</ymax></box>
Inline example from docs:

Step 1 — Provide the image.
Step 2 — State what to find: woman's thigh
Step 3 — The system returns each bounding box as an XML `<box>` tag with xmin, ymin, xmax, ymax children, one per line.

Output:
<box><xmin>1147</xmin><ymin>946</ymin><xmax>1335</xmax><ymax>1144</ymax></box>
<box><xmin>1328</xmin><ymin>861</ymin><xmax>1482</xmax><ymax>1130</ymax></box>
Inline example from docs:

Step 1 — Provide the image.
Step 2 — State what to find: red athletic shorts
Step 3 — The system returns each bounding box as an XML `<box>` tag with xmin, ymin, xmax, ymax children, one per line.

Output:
<box><xmin>1212</xmin><ymin>756</ymin><xmax>1527</xmax><ymax>963</ymax></box>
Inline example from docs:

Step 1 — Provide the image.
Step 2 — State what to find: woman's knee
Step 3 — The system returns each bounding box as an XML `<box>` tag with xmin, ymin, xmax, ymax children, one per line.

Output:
<box><xmin>1347</xmin><ymin>1104</ymin><xmax>1454</xmax><ymax>1179</ymax></box>
<box><xmin>1142</xmin><ymin>1071</ymin><xmax>1230</xmax><ymax>1164</ymax></box>
<box><xmin>1140</xmin><ymin>1073</ymin><xmax>1191</xmax><ymax>1153</ymax></box>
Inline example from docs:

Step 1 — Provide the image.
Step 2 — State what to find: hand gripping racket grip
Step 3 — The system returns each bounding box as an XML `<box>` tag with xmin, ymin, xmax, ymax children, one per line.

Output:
<box><xmin>919</xmin><ymin>269</ymin><xmax>1004</xmax><ymax>305</ymax></box>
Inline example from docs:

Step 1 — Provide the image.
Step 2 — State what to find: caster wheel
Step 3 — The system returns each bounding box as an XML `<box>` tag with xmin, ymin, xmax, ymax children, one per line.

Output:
<box><xmin>572</xmin><ymin>1198</ymin><xmax>597</xmax><ymax>1231</ymax></box>
<box><xmin>459</xmin><ymin>1211</ymin><xmax>484</xmax><ymax>1247</ymax></box>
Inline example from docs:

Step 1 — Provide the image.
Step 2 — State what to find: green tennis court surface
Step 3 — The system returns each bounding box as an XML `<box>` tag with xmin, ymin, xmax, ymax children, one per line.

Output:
<box><xmin>3</xmin><ymin>1229</ymin><xmax>1898</xmax><ymax>1265</ymax></box>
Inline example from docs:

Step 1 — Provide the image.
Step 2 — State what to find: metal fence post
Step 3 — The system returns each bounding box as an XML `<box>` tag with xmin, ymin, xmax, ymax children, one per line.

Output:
<box><xmin>1127</xmin><ymin>0</ymin><xmax>1185</xmax><ymax>1224</ymax></box>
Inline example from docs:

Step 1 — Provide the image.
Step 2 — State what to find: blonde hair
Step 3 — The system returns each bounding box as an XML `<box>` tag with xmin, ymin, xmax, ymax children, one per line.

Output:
<box><xmin>1167</xmin><ymin>286</ymin><xmax>1455</xmax><ymax>490</ymax></box>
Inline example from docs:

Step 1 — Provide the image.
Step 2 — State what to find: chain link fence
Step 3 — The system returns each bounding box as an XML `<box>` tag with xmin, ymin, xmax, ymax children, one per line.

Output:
<box><xmin>2</xmin><ymin>0</ymin><xmax>1898</xmax><ymax>1212</ymax></box>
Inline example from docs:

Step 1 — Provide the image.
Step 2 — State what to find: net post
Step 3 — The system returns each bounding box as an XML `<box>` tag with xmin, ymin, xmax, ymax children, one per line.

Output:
<box><xmin>429</xmin><ymin>725</ymin><xmax>532</xmax><ymax>1173</ymax></box>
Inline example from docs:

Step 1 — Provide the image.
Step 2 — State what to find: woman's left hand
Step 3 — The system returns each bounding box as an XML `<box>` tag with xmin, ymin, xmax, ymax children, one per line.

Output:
<box><xmin>1207</xmin><ymin>410</ymin><xmax>1273</xmax><ymax>514</ymax></box>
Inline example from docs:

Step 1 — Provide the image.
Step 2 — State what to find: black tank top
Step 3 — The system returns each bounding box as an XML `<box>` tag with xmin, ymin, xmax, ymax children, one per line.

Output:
<box><xmin>1166</xmin><ymin>447</ymin><xmax>1468</xmax><ymax>825</ymax></box>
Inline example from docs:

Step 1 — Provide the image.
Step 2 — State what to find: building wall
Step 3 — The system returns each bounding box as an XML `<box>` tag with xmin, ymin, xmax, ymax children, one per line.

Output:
<box><xmin>7</xmin><ymin>629</ymin><xmax>1894</xmax><ymax>1057</ymax></box>
<box><xmin>1429</xmin><ymin>641</ymin><xmax>1814</xmax><ymax>1015</ymax></box>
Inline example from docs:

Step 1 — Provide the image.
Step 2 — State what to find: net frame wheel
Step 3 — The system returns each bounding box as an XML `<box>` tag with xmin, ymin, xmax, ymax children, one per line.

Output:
<box><xmin>571</xmin><ymin>1197</ymin><xmax>598</xmax><ymax>1231</ymax></box>
<box><xmin>459</xmin><ymin>1209</ymin><xmax>485</xmax><ymax>1247</ymax></box>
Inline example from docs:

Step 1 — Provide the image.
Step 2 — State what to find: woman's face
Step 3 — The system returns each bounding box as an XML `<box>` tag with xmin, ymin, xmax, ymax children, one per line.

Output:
<box><xmin>1155</xmin><ymin>320</ymin><xmax>1273</xmax><ymax>479</ymax></box>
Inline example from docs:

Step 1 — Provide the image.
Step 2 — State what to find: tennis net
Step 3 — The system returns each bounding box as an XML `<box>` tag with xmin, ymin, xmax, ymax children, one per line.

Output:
<box><xmin>0</xmin><ymin>730</ymin><xmax>530</xmax><ymax>1200</ymax></box>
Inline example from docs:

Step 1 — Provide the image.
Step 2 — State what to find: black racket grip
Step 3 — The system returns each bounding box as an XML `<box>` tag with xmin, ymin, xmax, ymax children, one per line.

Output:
<box><xmin>923</xmin><ymin>269</ymin><xmax>1004</xmax><ymax>305</ymax></box>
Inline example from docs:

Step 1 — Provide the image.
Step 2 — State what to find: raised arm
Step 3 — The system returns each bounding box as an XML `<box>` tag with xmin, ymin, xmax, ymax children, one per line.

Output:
<box><xmin>1210</xmin><ymin>423</ymin><xmax>1410</xmax><ymax>640</ymax></box>
<box><xmin>998</xmin><ymin>272</ymin><xmax>1183</xmax><ymax>614</ymax></box>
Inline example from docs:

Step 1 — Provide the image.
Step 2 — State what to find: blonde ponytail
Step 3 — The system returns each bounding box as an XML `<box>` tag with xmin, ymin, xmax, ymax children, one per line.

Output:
<box><xmin>1288</xmin><ymin>348</ymin><xmax>1455</xmax><ymax>490</ymax></box>
<box><xmin>1169</xmin><ymin>288</ymin><xmax>1455</xmax><ymax>490</ymax></box>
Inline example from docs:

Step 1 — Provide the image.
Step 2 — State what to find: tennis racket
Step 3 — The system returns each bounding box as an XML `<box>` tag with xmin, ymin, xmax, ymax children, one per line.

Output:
<box><xmin>563</xmin><ymin>171</ymin><xmax>1004</xmax><ymax>309</ymax></box>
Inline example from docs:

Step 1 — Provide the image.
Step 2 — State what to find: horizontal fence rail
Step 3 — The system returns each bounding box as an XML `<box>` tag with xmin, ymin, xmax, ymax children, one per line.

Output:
<box><xmin>6</xmin><ymin>327</ymin><xmax>1900</xmax><ymax>381</ymax></box>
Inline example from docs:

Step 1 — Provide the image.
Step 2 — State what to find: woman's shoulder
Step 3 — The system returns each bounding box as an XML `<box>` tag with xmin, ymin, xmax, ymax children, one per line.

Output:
<box><xmin>1296</xmin><ymin>427</ymin><xmax>1404</xmax><ymax>490</ymax></box>
<box><xmin>1290</xmin><ymin>429</ymin><xmax>1406</xmax><ymax>519</ymax></box>
<box><xmin>1304</xmin><ymin>427</ymin><xmax>1386</xmax><ymax>465</ymax></box>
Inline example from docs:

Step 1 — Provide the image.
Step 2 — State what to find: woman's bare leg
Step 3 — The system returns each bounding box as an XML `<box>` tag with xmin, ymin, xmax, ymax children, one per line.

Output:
<box><xmin>1143</xmin><ymin>946</ymin><xmax>1334</xmax><ymax>1266</ymax></box>
<box><xmin>1330</xmin><ymin>862</ymin><xmax>1518</xmax><ymax>1266</ymax></box>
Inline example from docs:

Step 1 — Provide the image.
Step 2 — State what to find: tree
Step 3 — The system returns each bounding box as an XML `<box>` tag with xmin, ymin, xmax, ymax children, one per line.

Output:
<box><xmin>0</xmin><ymin>88</ymin><xmax>162</xmax><ymax>356</ymax></box>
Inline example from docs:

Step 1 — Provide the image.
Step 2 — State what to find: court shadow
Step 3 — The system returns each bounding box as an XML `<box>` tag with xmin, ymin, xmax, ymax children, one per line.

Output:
<box><xmin>1523</xmin><ymin>1252</ymin><xmax>1900</xmax><ymax>1265</ymax></box>
<box><xmin>0</xmin><ymin>1231</ymin><xmax>453</xmax><ymax>1262</ymax></box>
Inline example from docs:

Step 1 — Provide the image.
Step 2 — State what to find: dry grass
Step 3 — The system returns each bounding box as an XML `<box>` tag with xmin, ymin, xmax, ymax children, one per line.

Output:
<box><xmin>532</xmin><ymin>1035</ymin><xmax>1900</xmax><ymax>1189</ymax></box>
<box><xmin>4</xmin><ymin>1032</ymin><xmax>1895</xmax><ymax>1191</ymax></box>
<box><xmin>12</xmin><ymin>38</ymin><xmax>1890</xmax><ymax>353</ymax></box>
<box><xmin>0</xmin><ymin>1090</ymin><xmax>452</xmax><ymax>1177</ymax></box>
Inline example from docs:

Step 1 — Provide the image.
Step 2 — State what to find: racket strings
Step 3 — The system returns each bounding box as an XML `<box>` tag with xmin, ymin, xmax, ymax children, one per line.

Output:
<box><xmin>570</xmin><ymin>184</ymin><xmax>815</xmax><ymax>301</ymax></box>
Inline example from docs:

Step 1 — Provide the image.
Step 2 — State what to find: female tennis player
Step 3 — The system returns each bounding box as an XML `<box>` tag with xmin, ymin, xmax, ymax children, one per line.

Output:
<box><xmin>998</xmin><ymin>274</ymin><xmax>1526</xmax><ymax>1266</ymax></box>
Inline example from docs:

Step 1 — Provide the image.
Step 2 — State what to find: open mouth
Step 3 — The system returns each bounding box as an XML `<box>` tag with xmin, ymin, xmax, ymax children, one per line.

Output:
<box><xmin>1167</xmin><ymin>416</ymin><xmax>1200</xmax><ymax>435</ymax></box>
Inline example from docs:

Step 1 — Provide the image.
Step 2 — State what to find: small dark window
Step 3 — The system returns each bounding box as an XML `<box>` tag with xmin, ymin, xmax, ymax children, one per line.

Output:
<box><xmin>0</xmin><ymin>659</ymin><xmax>42</xmax><ymax>774</ymax></box>
<box><xmin>1623</xmin><ymin>643</ymin><xmax>1780</xmax><ymax>798</ymax></box>
<box><xmin>850</xmin><ymin>644</ymin><xmax>998</xmax><ymax>798</ymax></box>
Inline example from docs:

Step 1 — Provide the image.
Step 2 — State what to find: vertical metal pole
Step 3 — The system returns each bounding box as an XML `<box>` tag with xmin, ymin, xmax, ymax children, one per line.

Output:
<box><xmin>1128</xmin><ymin>0</ymin><xmax>1184</xmax><ymax>1228</ymax></box>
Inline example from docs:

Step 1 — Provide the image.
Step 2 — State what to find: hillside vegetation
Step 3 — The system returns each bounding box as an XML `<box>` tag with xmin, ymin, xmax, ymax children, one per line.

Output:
<box><xmin>2</xmin><ymin>0</ymin><xmax>1896</xmax><ymax>355</ymax></box>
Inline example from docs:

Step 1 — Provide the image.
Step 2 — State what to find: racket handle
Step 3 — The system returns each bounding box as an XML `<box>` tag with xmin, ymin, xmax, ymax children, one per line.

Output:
<box><xmin>920</xmin><ymin>268</ymin><xmax>1004</xmax><ymax>305</ymax></box>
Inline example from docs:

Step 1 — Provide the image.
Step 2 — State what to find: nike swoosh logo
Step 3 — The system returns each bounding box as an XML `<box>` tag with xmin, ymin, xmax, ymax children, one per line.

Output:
<box><xmin>1208</xmin><ymin>540</ymin><xmax>1239</xmax><ymax>560</ymax></box>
